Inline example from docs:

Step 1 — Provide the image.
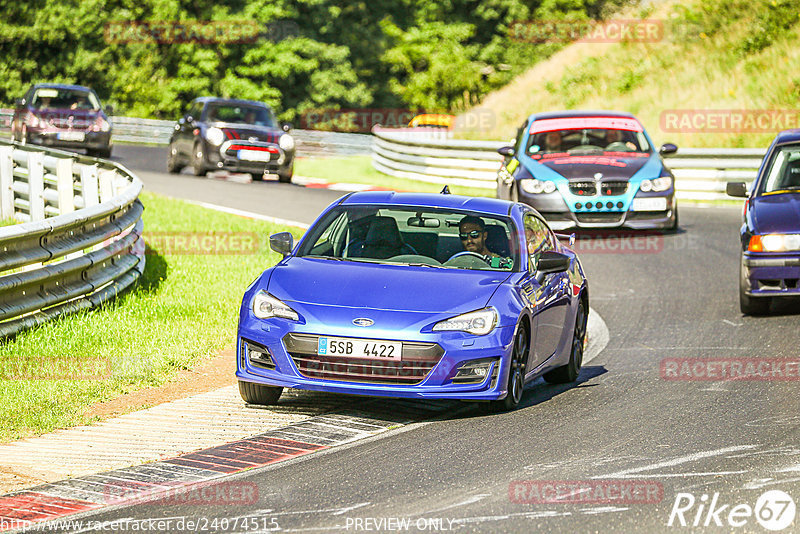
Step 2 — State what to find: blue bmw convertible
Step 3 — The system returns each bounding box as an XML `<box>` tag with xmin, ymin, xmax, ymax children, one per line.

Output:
<box><xmin>236</xmin><ymin>191</ymin><xmax>588</xmax><ymax>411</ymax></box>
<box><xmin>728</xmin><ymin>129</ymin><xmax>800</xmax><ymax>315</ymax></box>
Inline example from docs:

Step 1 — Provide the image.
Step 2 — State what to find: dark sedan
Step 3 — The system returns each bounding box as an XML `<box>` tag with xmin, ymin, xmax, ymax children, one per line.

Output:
<box><xmin>11</xmin><ymin>83</ymin><xmax>113</xmax><ymax>158</ymax></box>
<box><xmin>728</xmin><ymin>129</ymin><xmax>800</xmax><ymax>314</ymax></box>
<box><xmin>167</xmin><ymin>97</ymin><xmax>295</xmax><ymax>182</ymax></box>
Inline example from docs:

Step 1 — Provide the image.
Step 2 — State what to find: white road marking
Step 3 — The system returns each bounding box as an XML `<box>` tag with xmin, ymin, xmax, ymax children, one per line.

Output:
<box><xmin>700</xmin><ymin>381</ymin><xmax>729</xmax><ymax>392</ymax></box>
<box><xmin>610</xmin><ymin>471</ymin><xmax>748</xmax><ymax>478</ymax></box>
<box><xmin>745</xmin><ymin>476</ymin><xmax>800</xmax><ymax>490</ymax></box>
<box><xmin>580</xmin><ymin>506</ymin><xmax>629</xmax><ymax>515</ymax></box>
<box><xmin>722</xmin><ymin>319</ymin><xmax>742</xmax><ymax>326</ymax></box>
<box><xmin>595</xmin><ymin>445</ymin><xmax>757</xmax><ymax>479</ymax></box>
<box><xmin>420</xmin><ymin>493</ymin><xmax>492</xmax><ymax>514</ymax></box>
<box><xmin>181</xmin><ymin>199</ymin><xmax>310</xmax><ymax>229</ymax></box>
<box><xmin>585</xmin><ymin>308</ymin><xmax>609</xmax><ymax>364</ymax></box>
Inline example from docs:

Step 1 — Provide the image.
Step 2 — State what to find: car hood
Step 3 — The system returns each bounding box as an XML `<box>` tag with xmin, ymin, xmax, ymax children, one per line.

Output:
<box><xmin>751</xmin><ymin>193</ymin><xmax>800</xmax><ymax>234</ymax></box>
<box><xmin>524</xmin><ymin>153</ymin><xmax>655</xmax><ymax>181</ymax></box>
<box><xmin>267</xmin><ymin>257</ymin><xmax>511</xmax><ymax>314</ymax></box>
<box><xmin>210</xmin><ymin>123</ymin><xmax>283</xmax><ymax>144</ymax></box>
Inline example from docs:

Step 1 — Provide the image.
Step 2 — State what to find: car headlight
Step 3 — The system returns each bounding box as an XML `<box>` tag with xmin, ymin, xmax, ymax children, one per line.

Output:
<box><xmin>639</xmin><ymin>177</ymin><xmax>672</xmax><ymax>192</ymax></box>
<box><xmin>433</xmin><ymin>308</ymin><xmax>497</xmax><ymax>335</ymax></box>
<box><xmin>279</xmin><ymin>133</ymin><xmax>295</xmax><ymax>151</ymax></box>
<box><xmin>252</xmin><ymin>291</ymin><xmax>299</xmax><ymax>321</ymax></box>
<box><xmin>749</xmin><ymin>234</ymin><xmax>800</xmax><ymax>252</ymax></box>
<box><xmin>520</xmin><ymin>179</ymin><xmax>556</xmax><ymax>194</ymax></box>
<box><xmin>205</xmin><ymin>127</ymin><xmax>225</xmax><ymax>146</ymax></box>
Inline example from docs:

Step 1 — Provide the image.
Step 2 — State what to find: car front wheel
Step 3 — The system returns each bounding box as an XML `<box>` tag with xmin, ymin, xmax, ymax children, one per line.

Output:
<box><xmin>167</xmin><ymin>143</ymin><xmax>182</xmax><ymax>173</ymax></box>
<box><xmin>191</xmin><ymin>142</ymin><xmax>206</xmax><ymax>176</ymax></box>
<box><xmin>238</xmin><ymin>381</ymin><xmax>283</xmax><ymax>405</ymax></box>
<box><xmin>739</xmin><ymin>260</ymin><xmax>770</xmax><ymax>315</ymax></box>
<box><xmin>489</xmin><ymin>322</ymin><xmax>528</xmax><ymax>412</ymax></box>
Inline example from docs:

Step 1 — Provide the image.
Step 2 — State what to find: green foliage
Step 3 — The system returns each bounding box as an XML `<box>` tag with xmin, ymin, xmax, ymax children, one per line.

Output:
<box><xmin>0</xmin><ymin>0</ymin><xmax>626</xmax><ymax>120</ymax></box>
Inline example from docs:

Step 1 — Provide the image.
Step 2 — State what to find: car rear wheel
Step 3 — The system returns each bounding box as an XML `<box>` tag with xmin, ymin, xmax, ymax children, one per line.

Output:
<box><xmin>250</xmin><ymin>172</ymin><xmax>264</xmax><ymax>182</ymax></box>
<box><xmin>488</xmin><ymin>322</ymin><xmax>528</xmax><ymax>412</ymax></box>
<box><xmin>543</xmin><ymin>299</ymin><xmax>586</xmax><ymax>384</ymax></box>
<box><xmin>739</xmin><ymin>260</ymin><xmax>770</xmax><ymax>315</ymax></box>
<box><xmin>191</xmin><ymin>142</ymin><xmax>206</xmax><ymax>176</ymax></box>
<box><xmin>166</xmin><ymin>144</ymin><xmax>182</xmax><ymax>174</ymax></box>
<box><xmin>238</xmin><ymin>380</ymin><xmax>283</xmax><ymax>405</ymax></box>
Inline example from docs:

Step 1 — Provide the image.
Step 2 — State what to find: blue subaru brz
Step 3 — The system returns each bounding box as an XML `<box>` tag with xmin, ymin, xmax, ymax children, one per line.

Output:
<box><xmin>236</xmin><ymin>191</ymin><xmax>588</xmax><ymax>411</ymax></box>
<box><xmin>728</xmin><ymin>129</ymin><xmax>800</xmax><ymax>315</ymax></box>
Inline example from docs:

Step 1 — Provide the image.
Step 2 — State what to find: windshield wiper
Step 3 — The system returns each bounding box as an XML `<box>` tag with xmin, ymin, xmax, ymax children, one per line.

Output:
<box><xmin>306</xmin><ymin>255</ymin><xmax>348</xmax><ymax>261</ymax></box>
<box><xmin>403</xmin><ymin>262</ymin><xmax>447</xmax><ymax>269</ymax></box>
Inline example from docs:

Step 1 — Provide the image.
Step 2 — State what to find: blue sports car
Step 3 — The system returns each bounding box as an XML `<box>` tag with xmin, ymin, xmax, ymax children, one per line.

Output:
<box><xmin>727</xmin><ymin>129</ymin><xmax>800</xmax><ymax>315</ymax></box>
<box><xmin>236</xmin><ymin>191</ymin><xmax>589</xmax><ymax>411</ymax></box>
<box><xmin>496</xmin><ymin>110</ymin><xmax>678</xmax><ymax>230</ymax></box>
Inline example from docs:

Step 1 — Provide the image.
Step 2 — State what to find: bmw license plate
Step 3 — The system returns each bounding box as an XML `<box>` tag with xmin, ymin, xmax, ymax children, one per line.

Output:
<box><xmin>632</xmin><ymin>197</ymin><xmax>668</xmax><ymax>211</ymax></box>
<box><xmin>57</xmin><ymin>131</ymin><xmax>85</xmax><ymax>142</ymax></box>
<box><xmin>238</xmin><ymin>149</ymin><xmax>272</xmax><ymax>162</ymax></box>
<box><xmin>317</xmin><ymin>337</ymin><xmax>402</xmax><ymax>361</ymax></box>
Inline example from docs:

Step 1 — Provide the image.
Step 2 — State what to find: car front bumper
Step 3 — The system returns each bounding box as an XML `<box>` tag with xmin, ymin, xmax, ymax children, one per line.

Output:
<box><xmin>236</xmin><ymin>318</ymin><xmax>516</xmax><ymax>401</ymax></box>
<box><xmin>205</xmin><ymin>140</ymin><xmax>294</xmax><ymax>175</ymax></box>
<box><xmin>25</xmin><ymin>129</ymin><xmax>111</xmax><ymax>151</ymax></box>
<box><xmin>741</xmin><ymin>252</ymin><xmax>800</xmax><ymax>297</ymax></box>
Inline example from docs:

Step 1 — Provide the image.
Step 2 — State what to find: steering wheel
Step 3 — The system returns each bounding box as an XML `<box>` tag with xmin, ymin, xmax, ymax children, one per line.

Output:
<box><xmin>446</xmin><ymin>251</ymin><xmax>490</xmax><ymax>264</ymax></box>
<box><xmin>605</xmin><ymin>141</ymin><xmax>631</xmax><ymax>152</ymax></box>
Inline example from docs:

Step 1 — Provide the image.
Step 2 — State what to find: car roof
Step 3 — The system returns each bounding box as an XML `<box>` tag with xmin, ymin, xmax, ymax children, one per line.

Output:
<box><xmin>773</xmin><ymin>129</ymin><xmax>800</xmax><ymax>145</ymax></box>
<box><xmin>193</xmin><ymin>97</ymin><xmax>272</xmax><ymax>108</ymax></box>
<box><xmin>526</xmin><ymin>110</ymin><xmax>639</xmax><ymax>122</ymax></box>
<box><xmin>31</xmin><ymin>83</ymin><xmax>95</xmax><ymax>93</ymax></box>
<box><xmin>339</xmin><ymin>191</ymin><xmax>515</xmax><ymax>217</ymax></box>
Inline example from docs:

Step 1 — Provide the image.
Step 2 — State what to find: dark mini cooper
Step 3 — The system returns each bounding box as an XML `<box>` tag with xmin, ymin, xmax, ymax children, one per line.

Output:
<box><xmin>167</xmin><ymin>97</ymin><xmax>295</xmax><ymax>182</ymax></box>
<box><xmin>496</xmin><ymin>111</ymin><xmax>678</xmax><ymax>230</ymax></box>
<box><xmin>728</xmin><ymin>129</ymin><xmax>800</xmax><ymax>315</ymax></box>
<box><xmin>11</xmin><ymin>83</ymin><xmax>113</xmax><ymax>158</ymax></box>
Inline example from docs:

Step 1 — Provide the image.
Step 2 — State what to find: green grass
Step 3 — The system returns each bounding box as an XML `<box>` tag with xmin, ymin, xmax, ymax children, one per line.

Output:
<box><xmin>0</xmin><ymin>218</ymin><xmax>18</xmax><ymax>227</ymax></box>
<box><xmin>0</xmin><ymin>191</ymin><xmax>302</xmax><ymax>443</ymax></box>
<box><xmin>295</xmin><ymin>155</ymin><xmax>492</xmax><ymax>198</ymax></box>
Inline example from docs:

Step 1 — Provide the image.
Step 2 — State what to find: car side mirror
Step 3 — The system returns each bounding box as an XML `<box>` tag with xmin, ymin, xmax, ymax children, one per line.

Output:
<box><xmin>726</xmin><ymin>181</ymin><xmax>748</xmax><ymax>198</ymax></box>
<box><xmin>15</xmin><ymin>98</ymin><xmax>23</xmax><ymax>107</ymax></box>
<box><xmin>104</xmin><ymin>104</ymin><xmax>114</xmax><ymax>115</ymax></box>
<box><xmin>497</xmin><ymin>146</ymin><xmax>515</xmax><ymax>157</ymax></box>
<box><xmin>536</xmin><ymin>251</ymin><xmax>570</xmax><ymax>274</ymax></box>
<box><xmin>185</xmin><ymin>115</ymin><xmax>194</xmax><ymax>123</ymax></box>
<box><xmin>659</xmin><ymin>143</ymin><xmax>678</xmax><ymax>155</ymax></box>
<box><xmin>282</xmin><ymin>122</ymin><xmax>292</xmax><ymax>132</ymax></box>
<box><xmin>270</xmin><ymin>231</ymin><xmax>294</xmax><ymax>257</ymax></box>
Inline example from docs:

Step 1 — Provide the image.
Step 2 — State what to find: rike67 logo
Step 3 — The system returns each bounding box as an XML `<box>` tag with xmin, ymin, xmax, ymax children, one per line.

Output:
<box><xmin>668</xmin><ymin>490</ymin><xmax>795</xmax><ymax>531</ymax></box>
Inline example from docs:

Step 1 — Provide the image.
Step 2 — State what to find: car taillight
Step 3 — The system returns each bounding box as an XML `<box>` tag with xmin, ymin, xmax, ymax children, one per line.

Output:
<box><xmin>748</xmin><ymin>235</ymin><xmax>763</xmax><ymax>252</ymax></box>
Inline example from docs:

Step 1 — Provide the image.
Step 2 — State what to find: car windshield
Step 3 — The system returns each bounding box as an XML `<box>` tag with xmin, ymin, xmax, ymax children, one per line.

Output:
<box><xmin>31</xmin><ymin>88</ymin><xmax>100</xmax><ymax>111</ymax></box>
<box><xmin>205</xmin><ymin>104</ymin><xmax>276</xmax><ymax>127</ymax></box>
<box><xmin>297</xmin><ymin>206</ymin><xmax>519</xmax><ymax>271</ymax></box>
<box><xmin>760</xmin><ymin>145</ymin><xmax>800</xmax><ymax>194</ymax></box>
<box><xmin>526</xmin><ymin>127</ymin><xmax>650</xmax><ymax>156</ymax></box>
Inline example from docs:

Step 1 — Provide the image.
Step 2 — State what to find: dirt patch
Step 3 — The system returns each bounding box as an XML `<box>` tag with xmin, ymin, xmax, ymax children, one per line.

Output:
<box><xmin>85</xmin><ymin>345</ymin><xmax>238</xmax><ymax>420</ymax></box>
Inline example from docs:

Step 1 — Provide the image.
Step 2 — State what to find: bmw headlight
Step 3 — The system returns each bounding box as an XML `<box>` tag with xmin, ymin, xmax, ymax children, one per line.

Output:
<box><xmin>520</xmin><ymin>179</ymin><xmax>556</xmax><ymax>194</ymax></box>
<box><xmin>252</xmin><ymin>291</ymin><xmax>299</xmax><ymax>321</ymax></box>
<box><xmin>205</xmin><ymin>127</ymin><xmax>225</xmax><ymax>146</ymax></box>
<box><xmin>639</xmin><ymin>177</ymin><xmax>672</xmax><ymax>192</ymax></box>
<box><xmin>433</xmin><ymin>308</ymin><xmax>497</xmax><ymax>335</ymax></box>
<box><xmin>749</xmin><ymin>234</ymin><xmax>800</xmax><ymax>252</ymax></box>
<box><xmin>279</xmin><ymin>133</ymin><xmax>295</xmax><ymax>151</ymax></box>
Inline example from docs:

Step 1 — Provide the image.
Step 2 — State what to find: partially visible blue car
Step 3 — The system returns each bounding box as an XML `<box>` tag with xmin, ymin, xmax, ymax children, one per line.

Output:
<box><xmin>727</xmin><ymin>129</ymin><xmax>800</xmax><ymax>315</ymax></box>
<box><xmin>496</xmin><ymin>110</ymin><xmax>678</xmax><ymax>230</ymax></box>
<box><xmin>236</xmin><ymin>191</ymin><xmax>589</xmax><ymax>411</ymax></box>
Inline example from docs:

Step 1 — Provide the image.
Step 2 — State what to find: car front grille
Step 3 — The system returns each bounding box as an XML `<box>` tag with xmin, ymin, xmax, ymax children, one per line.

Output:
<box><xmin>575</xmin><ymin>212</ymin><xmax>625</xmax><ymax>224</ymax></box>
<box><xmin>599</xmin><ymin>181</ymin><xmax>628</xmax><ymax>196</ymax></box>
<box><xmin>283</xmin><ymin>333</ymin><xmax>444</xmax><ymax>385</ymax></box>
<box><xmin>569</xmin><ymin>180</ymin><xmax>628</xmax><ymax>197</ymax></box>
<box><xmin>569</xmin><ymin>181</ymin><xmax>597</xmax><ymax>196</ymax></box>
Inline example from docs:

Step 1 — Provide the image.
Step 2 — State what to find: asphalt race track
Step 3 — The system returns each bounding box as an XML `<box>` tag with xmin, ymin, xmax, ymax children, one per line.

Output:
<box><xmin>62</xmin><ymin>145</ymin><xmax>800</xmax><ymax>532</ymax></box>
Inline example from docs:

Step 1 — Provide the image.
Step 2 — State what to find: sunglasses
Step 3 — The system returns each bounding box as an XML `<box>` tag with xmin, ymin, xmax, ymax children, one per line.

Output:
<box><xmin>459</xmin><ymin>230</ymin><xmax>482</xmax><ymax>240</ymax></box>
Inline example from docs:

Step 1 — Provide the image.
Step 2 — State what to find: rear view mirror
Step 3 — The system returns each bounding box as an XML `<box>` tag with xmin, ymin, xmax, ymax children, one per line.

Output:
<box><xmin>270</xmin><ymin>231</ymin><xmax>294</xmax><ymax>256</ymax></box>
<box><xmin>536</xmin><ymin>251</ymin><xmax>570</xmax><ymax>274</ymax></box>
<box><xmin>407</xmin><ymin>216</ymin><xmax>440</xmax><ymax>228</ymax></box>
<box><xmin>726</xmin><ymin>181</ymin><xmax>748</xmax><ymax>198</ymax></box>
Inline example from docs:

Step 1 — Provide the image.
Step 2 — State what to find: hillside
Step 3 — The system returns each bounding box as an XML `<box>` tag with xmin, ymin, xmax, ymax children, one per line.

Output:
<box><xmin>458</xmin><ymin>0</ymin><xmax>800</xmax><ymax>148</ymax></box>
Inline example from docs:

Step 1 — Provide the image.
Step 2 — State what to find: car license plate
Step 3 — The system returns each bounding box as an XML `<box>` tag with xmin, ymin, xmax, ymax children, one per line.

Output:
<box><xmin>57</xmin><ymin>131</ymin><xmax>85</xmax><ymax>142</ymax></box>
<box><xmin>632</xmin><ymin>197</ymin><xmax>667</xmax><ymax>211</ymax></box>
<box><xmin>317</xmin><ymin>337</ymin><xmax>402</xmax><ymax>361</ymax></box>
<box><xmin>238</xmin><ymin>149</ymin><xmax>272</xmax><ymax>162</ymax></box>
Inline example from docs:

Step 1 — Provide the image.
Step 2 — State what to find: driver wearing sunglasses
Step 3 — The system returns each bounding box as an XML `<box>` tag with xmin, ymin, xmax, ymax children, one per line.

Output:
<box><xmin>458</xmin><ymin>215</ymin><xmax>497</xmax><ymax>257</ymax></box>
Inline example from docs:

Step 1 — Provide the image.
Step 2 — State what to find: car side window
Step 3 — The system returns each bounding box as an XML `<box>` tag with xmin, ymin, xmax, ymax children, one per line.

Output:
<box><xmin>514</xmin><ymin>120</ymin><xmax>528</xmax><ymax>155</ymax></box>
<box><xmin>523</xmin><ymin>213</ymin><xmax>553</xmax><ymax>271</ymax></box>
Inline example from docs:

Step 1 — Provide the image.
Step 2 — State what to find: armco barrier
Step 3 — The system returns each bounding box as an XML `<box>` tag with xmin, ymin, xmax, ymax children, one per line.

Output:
<box><xmin>0</xmin><ymin>140</ymin><xmax>145</xmax><ymax>337</ymax></box>
<box><xmin>371</xmin><ymin>128</ymin><xmax>766</xmax><ymax>200</ymax></box>
<box><xmin>0</xmin><ymin>109</ymin><xmax>372</xmax><ymax>157</ymax></box>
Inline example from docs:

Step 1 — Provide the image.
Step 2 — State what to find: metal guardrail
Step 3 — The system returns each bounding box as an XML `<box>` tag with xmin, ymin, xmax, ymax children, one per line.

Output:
<box><xmin>0</xmin><ymin>109</ymin><xmax>373</xmax><ymax>157</ymax></box>
<box><xmin>371</xmin><ymin>128</ymin><xmax>766</xmax><ymax>200</ymax></box>
<box><xmin>0</xmin><ymin>140</ymin><xmax>145</xmax><ymax>337</ymax></box>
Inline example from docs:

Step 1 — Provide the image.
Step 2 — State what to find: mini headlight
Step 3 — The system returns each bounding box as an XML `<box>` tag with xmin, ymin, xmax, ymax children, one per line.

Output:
<box><xmin>252</xmin><ymin>291</ymin><xmax>299</xmax><ymax>321</ymax></box>
<box><xmin>205</xmin><ymin>127</ymin><xmax>225</xmax><ymax>146</ymax></box>
<box><xmin>433</xmin><ymin>308</ymin><xmax>497</xmax><ymax>336</ymax></box>
<box><xmin>279</xmin><ymin>134</ymin><xmax>295</xmax><ymax>151</ymax></box>
<box><xmin>97</xmin><ymin>117</ymin><xmax>111</xmax><ymax>132</ymax></box>
<box><xmin>520</xmin><ymin>179</ymin><xmax>555</xmax><ymax>194</ymax></box>
<box><xmin>639</xmin><ymin>179</ymin><xmax>652</xmax><ymax>192</ymax></box>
